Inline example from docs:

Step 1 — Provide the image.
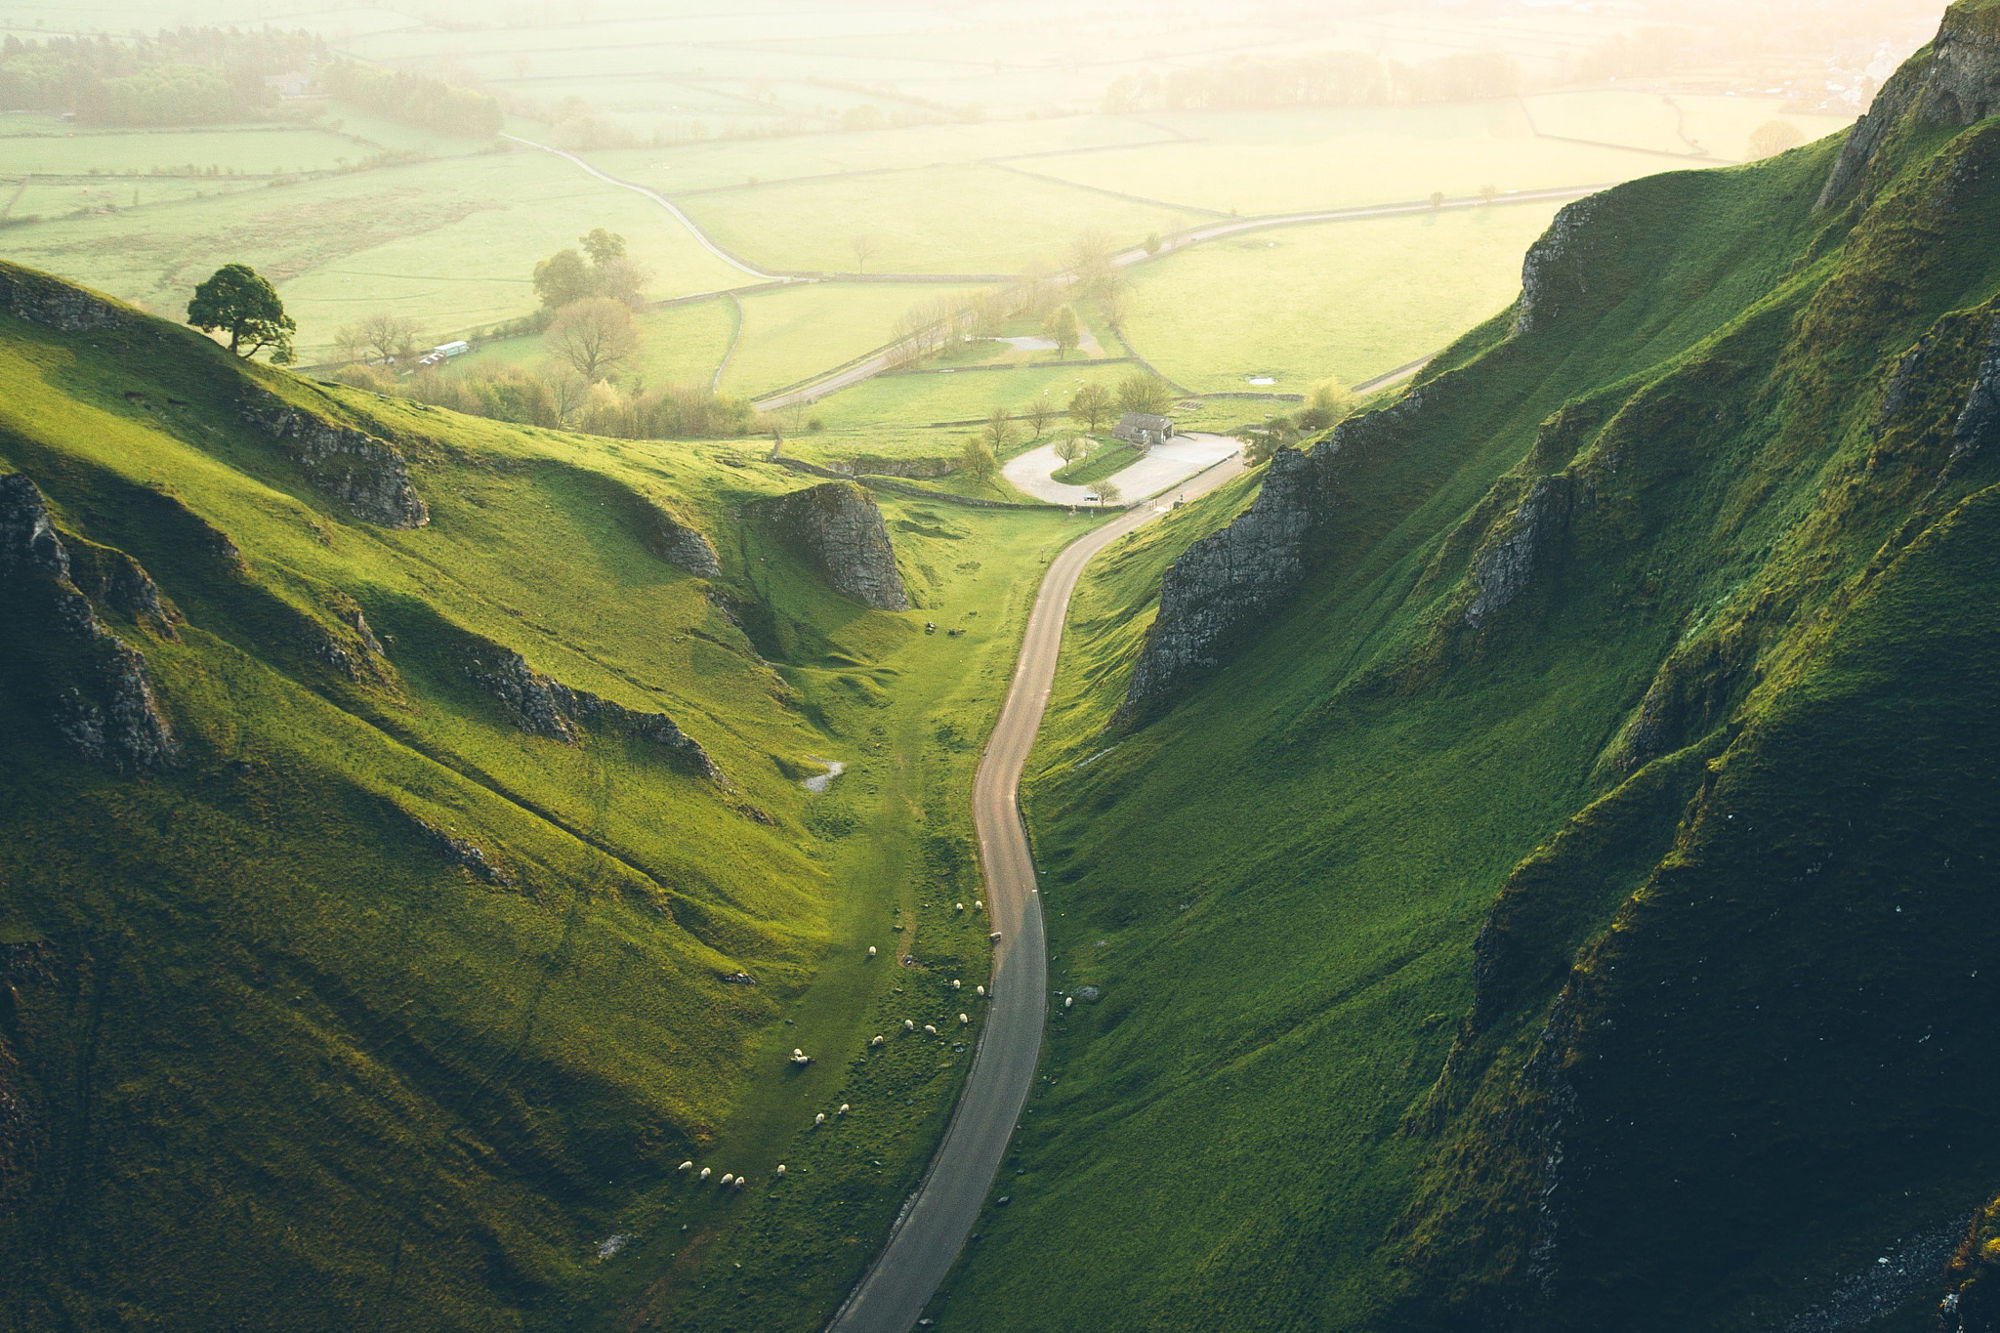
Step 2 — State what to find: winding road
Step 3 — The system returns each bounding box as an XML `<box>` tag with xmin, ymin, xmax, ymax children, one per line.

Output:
<box><xmin>825</xmin><ymin>450</ymin><xmax>1249</xmax><ymax>1333</ymax></box>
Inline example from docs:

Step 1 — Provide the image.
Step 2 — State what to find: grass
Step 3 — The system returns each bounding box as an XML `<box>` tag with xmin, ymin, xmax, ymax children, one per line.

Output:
<box><xmin>1050</xmin><ymin>437</ymin><xmax>1139</xmax><ymax>486</ymax></box>
<box><xmin>720</xmin><ymin>281</ymin><xmax>987</xmax><ymax>397</ymax></box>
<box><xmin>451</xmin><ymin>297</ymin><xmax>741</xmax><ymax>389</ymax></box>
<box><xmin>675</xmin><ymin>164</ymin><xmax>1204</xmax><ymax>275</ymax></box>
<box><xmin>1006</xmin><ymin>102</ymin><xmax>1715</xmax><ymax>215</ymax></box>
<box><xmin>927</xmin><ymin>106</ymin><xmax>2000</xmax><ymax>1330</ymax></box>
<box><xmin>0</xmin><ymin>150</ymin><xmax>748</xmax><ymax>359</ymax></box>
<box><xmin>1120</xmin><ymin>202</ymin><xmax>1567</xmax><ymax>393</ymax></box>
<box><xmin>806</xmin><ymin>361</ymin><xmax>1135</xmax><ymax>431</ymax></box>
<box><xmin>0</xmin><ymin>126</ymin><xmax>390</xmax><ymax>175</ymax></box>
<box><xmin>0</xmin><ymin>262</ymin><xmax>1098</xmax><ymax>1332</ymax></box>
<box><xmin>1519</xmin><ymin>90</ymin><xmax>1853</xmax><ymax>161</ymax></box>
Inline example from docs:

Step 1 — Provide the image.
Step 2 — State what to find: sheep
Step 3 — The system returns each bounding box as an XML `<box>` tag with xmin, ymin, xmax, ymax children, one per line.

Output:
<box><xmin>733</xmin><ymin>1176</ymin><xmax>748</xmax><ymax>1190</ymax></box>
<box><xmin>955</xmin><ymin>902</ymin><xmax>964</xmax><ymax>912</ymax></box>
<box><xmin>814</xmin><ymin>1112</ymin><xmax>826</xmax><ymax>1125</ymax></box>
<box><xmin>990</xmin><ymin>931</ymin><xmax>1003</xmax><ymax>942</ymax></box>
<box><xmin>924</xmin><ymin>1023</ymin><xmax>939</xmax><ymax>1036</ymax></box>
<box><xmin>838</xmin><ymin>1103</ymin><xmax>850</xmax><ymax>1116</ymax></box>
<box><xmin>870</xmin><ymin>1034</ymin><xmax>886</xmax><ymax>1048</ymax></box>
<box><xmin>952</xmin><ymin>979</ymin><xmax>962</xmax><ymax>990</ymax></box>
<box><xmin>775</xmin><ymin>1164</ymin><xmax>787</xmax><ymax>1177</ymax></box>
<box><xmin>720</xmin><ymin>1173</ymin><xmax>734</xmax><ymax>1187</ymax></box>
<box><xmin>1064</xmin><ymin>996</ymin><xmax>1073</xmax><ymax>1009</ymax></box>
<box><xmin>976</xmin><ymin>985</ymin><xmax>986</xmax><ymax>998</ymax></box>
<box><xmin>868</xmin><ymin>946</ymin><xmax>877</xmax><ymax>958</ymax></box>
<box><xmin>958</xmin><ymin>1013</ymin><xmax>969</xmax><ymax>1025</ymax></box>
<box><xmin>678</xmin><ymin>1160</ymin><xmax>694</xmax><ymax>1173</ymax></box>
<box><xmin>700</xmin><ymin>1167</ymin><xmax>712</xmax><ymax>1181</ymax></box>
<box><xmin>791</xmin><ymin>1049</ymin><xmax>810</xmax><ymax>1066</ymax></box>
<box><xmin>975</xmin><ymin>899</ymin><xmax>984</xmax><ymax>911</ymax></box>
<box><xmin>904</xmin><ymin>1018</ymin><xmax>915</xmax><ymax>1031</ymax></box>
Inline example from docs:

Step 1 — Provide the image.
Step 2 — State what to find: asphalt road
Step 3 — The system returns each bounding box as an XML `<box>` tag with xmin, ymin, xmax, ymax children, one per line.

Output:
<box><xmin>824</xmin><ymin>450</ymin><xmax>1249</xmax><ymax>1333</ymax></box>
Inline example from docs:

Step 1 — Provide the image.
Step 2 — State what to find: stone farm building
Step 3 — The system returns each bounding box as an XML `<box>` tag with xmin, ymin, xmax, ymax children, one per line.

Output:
<box><xmin>1114</xmin><ymin>412</ymin><xmax>1175</xmax><ymax>448</ymax></box>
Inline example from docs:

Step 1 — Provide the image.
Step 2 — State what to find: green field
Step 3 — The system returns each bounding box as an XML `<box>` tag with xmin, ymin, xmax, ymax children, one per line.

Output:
<box><xmin>450</xmin><ymin>296</ymin><xmax>741</xmax><ymax>389</ymax></box>
<box><xmin>677</xmin><ymin>164</ymin><xmax>1204</xmax><ymax>275</ymax></box>
<box><xmin>0</xmin><ymin>126</ymin><xmax>384</xmax><ymax>175</ymax></box>
<box><xmin>0</xmin><ymin>150</ymin><xmax>749</xmax><ymax>358</ymax></box>
<box><xmin>1007</xmin><ymin>102</ymin><xmax>1730</xmax><ymax>215</ymax></box>
<box><xmin>720</xmin><ymin>281</ymin><xmax>987</xmax><ymax>397</ymax></box>
<box><xmin>1518</xmin><ymin>91</ymin><xmax>1853</xmax><ymax>161</ymax></box>
<box><xmin>1120</xmin><ymin>202</ymin><xmax>1567</xmax><ymax>393</ymax></box>
<box><xmin>806</xmin><ymin>360</ymin><xmax>1137</xmax><ymax>431</ymax></box>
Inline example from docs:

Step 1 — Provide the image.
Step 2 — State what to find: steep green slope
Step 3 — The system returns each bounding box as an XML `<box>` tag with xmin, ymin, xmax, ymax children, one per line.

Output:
<box><xmin>0</xmin><ymin>263</ymin><xmax>1087</xmax><ymax>1331</ymax></box>
<box><xmin>933</xmin><ymin>4</ymin><xmax>2000</xmax><ymax>1328</ymax></box>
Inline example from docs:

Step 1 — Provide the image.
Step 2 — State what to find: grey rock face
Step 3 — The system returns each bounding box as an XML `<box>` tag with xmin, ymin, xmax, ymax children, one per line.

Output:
<box><xmin>647</xmin><ymin>506</ymin><xmax>722</xmax><ymax>578</ymax></box>
<box><xmin>0</xmin><ymin>263</ymin><xmax>131</xmax><ymax>335</ymax></box>
<box><xmin>239</xmin><ymin>398</ymin><xmax>429</xmax><ymax>529</ymax></box>
<box><xmin>1954</xmin><ymin>316</ymin><xmax>2000</xmax><ymax>456</ymax></box>
<box><xmin>465</xmin><ymin>642</ymin><xmax>720</xmax><ymax>780</ymax></box>
<box><xmin>758</xmin><ymin>482</ymin><xmax>909</xmax><ymax>611</ymax></box>
<box><xmin>1515</xmin><ymin>196</ymin><xmax>1606</xmax><ymax>335</ymax></box>
<box><xmin>0</xmin><ymin>474</ymin><xmax>178</xmax><ymax>772</ymax></box>
<box><xmin>415</xmin><ymin>819</ymin><xmax>514</xmax><ymax>887</ymax></box>
<box><xmin>1462</xmin><ymin>476</ymin><xmax>1574</xmax><ymax>630</ymax></box>
<box><xmin>1817</xmin><ymin>8</ymin><xmax>2000</xmax><ymax>211</ymax></box>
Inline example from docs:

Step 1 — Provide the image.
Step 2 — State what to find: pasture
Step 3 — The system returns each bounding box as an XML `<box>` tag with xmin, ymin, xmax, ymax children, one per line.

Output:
<box><xmin>1119</xmin><ymin>201</ymin><xmax>1567</xmax><ymax>394</ymax></box>
<box><xmin>720</xmin><ymin>280</ymin><xmax>988</xmax><ymax>397</ymax></box>
<box><xmin>449</xmin><ymin>296</ymin><xmax>742</xmax><ymax>389</ymax></box>
<box><xmin>804</xmin><ymin>360</ymin><xmax>1136</xmax><ymax>432</ymax></box>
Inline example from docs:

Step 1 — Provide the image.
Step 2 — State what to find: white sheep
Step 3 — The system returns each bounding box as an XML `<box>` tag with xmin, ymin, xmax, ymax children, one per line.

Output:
<box><xmin>924</xmin><ymin>1023</ymin><xmax>938</xmax><ymax>1036</ymax></box>
<box><xmin>733</xmin><ymin>1176</ymin><xmax>747</xmax><ymax>1190</ymax></box>
<box><xmin>700</xmin><ymin>1167</ymin><xmax>712</xmax><ymax>1181</ymax></box>
<box><xmin>904</xmin><ymin>1018</ymin><xmax>915</xmax><ymax>1031</ymax></box>
<box><xmin>815</xmin><ymin>1112</ymin><xmax>826</xmax><ymax>1125</ymax></box>
<box><xmin>952</xmin><ymin>979</ymin><xmax>961</xmax><ymax>990</ymax></box>
<box><xmin>870</xmin><ymin>1034</ymin><xmax>885</xmax><ymax>1047</ymax></box>
<box><xmin>975</xmin><ymin>899</ymin><xmax>984</xmax><ymax>910</ymax></box>
<box><xmin>720</xmin><ymin>1173</ymin><xmax>734</xmax><ymax>1186</ymax></box>
<box><xmin>775</xmin><ymin>1164</ymin><xmax>786</xmax><ymax>1177</ymax></box>
<box><xmin>990</xmin><ymin>931</ymin><xmax>1003</xmax><ymax>942</ymax></box>
<box><xmin>958</xmin><ymin>1013</ymin><xmax>969</xmax><ymax>1025</ymax></box>
<box><xmin>868</xmin><ymin>946</ymin><xmax>877</xmax><ymax>958</ymax></box>
<box><xmin>1064</xmin><ymin>996</ymin><xmax>1073</xmax><ymax>1009</ymax></box>
<box><xmin>678</xmin><ymin>1160</ymin><xmax>694</xmax><ymax>1173</ymax></box>
<box><xmin>976</xmin><ymin>985</ymin><xmax>986</xmax><ymax>997</ymax></box>
<box><xmin>838</xmin><ymin>1103</ymin><xmax>849</xmax><ymax>1115</ymax></box>
<box><xmin>955</xmin><ymin>902</ymin><xmax>964</xmax><ymax>912</ymax></box>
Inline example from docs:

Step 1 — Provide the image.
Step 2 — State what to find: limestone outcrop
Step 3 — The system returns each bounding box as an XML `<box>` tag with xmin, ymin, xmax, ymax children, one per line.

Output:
<box><xmin>238</xmin><ymin>397</ymin><xmax>429</xmax><ymax>529</ymax></box>
<box><xmin>756</xmin><ymin>482</ymin><xmax>909</xmax><ymax>610</ymax></box>
<box><xmin>464</xmin><ymin>639</ymin><xmax>720</xmax><ymax>780</ymax></box>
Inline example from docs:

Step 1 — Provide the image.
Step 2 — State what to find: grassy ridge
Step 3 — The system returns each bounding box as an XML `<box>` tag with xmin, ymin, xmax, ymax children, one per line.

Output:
<box><xmin>0</xmin><ymin>267</ymin><xmax>1095</xmax><ymax>1331</ymax></box>
<box><xmin>932</xmin><ymin>73</ymin><xmax>2000</xmax><ymax>1329</ymax></box>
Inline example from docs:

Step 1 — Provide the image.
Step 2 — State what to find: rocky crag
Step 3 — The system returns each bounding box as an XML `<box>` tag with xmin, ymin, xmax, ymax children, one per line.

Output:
<box><xmin>238</xmin><ymin>396</ymin><xmax>429</xmax><ymax>529</ymax></box>
<box><xmin>755</xmin><ymin>481</ymin><xmax>909</xmax><ymax>611</ymax></box>
<box><xmin>0</xmin><ymin>473</ymin><xmax>178</xmax><ymax>771</ymax></box>
<box><xmin>464</xmin><ymin>637</ymin><xmax>720</xmax><ymax>780</ymax></box>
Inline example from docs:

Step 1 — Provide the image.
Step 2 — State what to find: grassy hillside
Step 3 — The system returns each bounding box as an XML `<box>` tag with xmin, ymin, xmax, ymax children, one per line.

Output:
<box><xmin>931</xmin><ymin>7</ymin><xmax>2000</xmax><ymax>1327</ymax></box>
<box><xmin>0</xmin><ymin>261</ymin><xmax>1094</xmax><ymax>1331</ymax></box>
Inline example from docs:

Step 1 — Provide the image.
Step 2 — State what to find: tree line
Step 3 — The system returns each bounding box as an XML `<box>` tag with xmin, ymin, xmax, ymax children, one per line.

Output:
<box><xmin>0</xmin><ymin>28</ymin><xmax>322</xmax><ymax>126</ymax></box>
<box><xmin>317</xmin><ymin>60</ymin><xmax>502</xmax><ymax>138</ymax></box>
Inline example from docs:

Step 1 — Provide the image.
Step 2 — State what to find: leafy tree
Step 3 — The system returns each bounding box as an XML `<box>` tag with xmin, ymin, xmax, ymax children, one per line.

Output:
<box><xmin>984</xmin><ymin>405</ymin><xmax>1019</xmax><ymax>454</ymax></box>
<box><xmin>534</xmin><ymin>249</ymin><xmax>593</xmax><ymax>311</ymax></box>
<box><xmin>1116</xmin><ymin>372</ymin><xmax>1174</xmax><ymax>417</ymax></box>
<box><xmin>1095</xmin><ymin>479</ymin><xmax>1121</xmax><ymax>506</ymax></box>
<box><xmin>1478</xmin><ymin>182</ymin><xmax>1499</xmax><ymax>204</ymax></box>
<box><xmin>959</xmin><ymin>435</ymin><xmax>999</xmax><ymax>485</ymax></box>
<box><xmin>1298</xmin><ymin>378</ymin><xmax>1359</xmax><ymax>431</ymax></box>
<box><xmin>1069</xmin><ymin>382</ymin><xmax>1113</xmax><ymax>433</ymax></box>
<box><xmin>1026</xmin><ymin>394</ymin><xmax>1056</xmax><ymax>439</ymax></box>
<box><xmin>581</xmin><ymin>228</ymin><xmax>626</xmax><ymax>266</ymax></box>
<box><xmin>1748</xmin><ymin>120</ymin><xmax>1806</xmax><ymax>160</ymax></box>
<box><xmin>1429</xmin><ymin>190</ymin><xmax>1446</xmax><ymax>211</ymax></box>
<box><xmin>1143</xmin><ymin>231</ymin><xmax>1163</xmax><ymax>256</ymax></box>
<box><xmin>546</xmin><ymin>297</ymin><xmax>638</xmax><ymax>382</ymax></box>
<box><xmin>186</xmin><ymin>263</ymin><xmax>294</xmax><ymax>362</ymax></box>
<box><xmin>1045</xmin><ymin>305</ymin><xmax>1081</xmax><ymax>359</ymax></box>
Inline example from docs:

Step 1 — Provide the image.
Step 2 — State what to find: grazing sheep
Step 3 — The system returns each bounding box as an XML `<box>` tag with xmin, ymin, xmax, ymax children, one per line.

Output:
<box><xmin>720</xmin><ymin>1173</ymin><xmax>734</xmax><ymax>1186</ymax></box>
<box><xmin>924</xmin><ymin>1024</ymin><xmax>938</xmax><ymax>1036</ymax></box>
<box><xmin>952</xmin><ymin>979</ymin><xmax>962</xmax><ymax>990</ymax></box>
<box><xmin>1064</xmin><ymin>996</ymin><xmax>1073</xmax><ymax>1009</ymax></box>
<box><xmin>904</xmin><ymin>1019</ymin><xmax>915</xmax><ymax>1031</ymax></box>
<box><xmin>955</xmin><ymin>902</ymin><xmax>964</xmax><ymax>912</ymax></box>
<box><xmin>678</xmin><ymin>1160</ymin><xmax>694</xmax><ymax>1173</ymax></box>
<box><xmin>734</xmin><ymin>1176</ymin><xmax>747</xmax><ymax>1190</ymax></box>
<box><xmin>990</xmin><ymin>931</ymin><xmax>1003</xmax><ymax>942</ymax></box>
<box><xmin>870</xmin><ymin>1034</ymin><xmax>886</xmax><ymax>1047</ymax></box>
<box><xmin>868</xmin><ymin>946</ymin><xmax>877</xmax><ymax>958</ymax></box>
<box><xmin>775</xmin><ymin>1164</ymin><xmax>787</xmax><ymax>1177</ymax></box>
<box><xmin>700</xmin><ymin>1167</ymin><xmax>712</xmax><ymax>1181</ymax></box>
<box><xmin>838</xmin><ymin>1103</ymin><xmax>849</xmax><ymax>1115</ymax></box>
<box><xmin>958</xmin><ymin>1013</ymin><xmax>969</xmax><ymax>1025</ymax></box>
<box><xmin>975</xmin><ymin>899</ymin><xmax>984</xmax><ymax>911</ymax></box>
<box><xmin>976</xmin><ymin>985</ymin><xmax>986</xmax><ymax>997</ymax></box>
<box><xmin>815</xmin><ymin>1112</ymin><xmax>826</xmax><ymax>1125</ymax></box>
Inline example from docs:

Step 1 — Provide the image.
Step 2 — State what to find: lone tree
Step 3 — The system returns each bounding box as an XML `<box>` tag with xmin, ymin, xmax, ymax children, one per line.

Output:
<box><xmin>1026</xmin><ymin>393</ymin><xmax>1056</xmax><ymax>439</ymax></box>
<box><xmin>1045</xmin><ymin>304</ymin><xmax>1081</xmax><ymax>359</ymax></box>
<box><xmin>851</xmin><ymin>233</ymin><xmax>879</xmax><ymax>273</ymax></box>
<box><xmin>1095</xmin><ymin>479</ymin><xmax>1122</xmax><ymax>507</ymax></box>
<box><xmin>1054</xmin><ymin>435</ymin><xmax>1088</xmax><ymax>464</ymax></box>
<box><xmin>1116</xmin><ymin>372</ymin><xmax>1173</xmax><ymax>417</ymax></box>
<box><xmin>350</xmin><ymin>311</ymin><xmax>421</xmax><ymax>365</ymax></box>
<box><xmin>959</xmin><ymin>435</ymin><xmax>999</xmax><ymax>486</ymax></box>
<box><xmin>1429</xmin><ymin>190</ymin><xmax>1447</xmax><ymax>211</ymax></box>
<box><xmin>187</xmin><ymin>264</ymin><xmax>295</xmax><ymax>363</ymax></box>
<box><xmin>547</xmin><ymin>297</ymin><xmax>639</xmax><ymax>382</ymax></box>
<box><xmin>1069</xmin><ymin>381</ymin><xmax>1113</xmax><ymax>433</ymax></box>
<box><xmin>1142</xmin><ymin>231</ymin><xmax>1163</xmax><ymax>256</ymax></box>
<box><xmin>1298</xmin><ymin>378</ymin><xmax>1359</xmax><ymax>431</ymax></box>
<box><xmin>984</xmin><ymin>405</ymin><xmax>1019</xmax><ymax>454</ymax></box>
